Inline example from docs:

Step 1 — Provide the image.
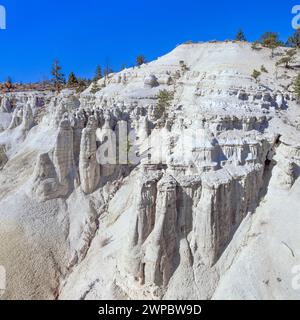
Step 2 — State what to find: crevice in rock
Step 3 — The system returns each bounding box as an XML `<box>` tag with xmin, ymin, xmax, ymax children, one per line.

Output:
<box><xmin>281</xmin><ymin>241</ymin><xmax>295</xmax><ymax>258</ymax></box>
<box><xmin>79</xmin><ymin>279</ymin><xmax>100</xmax><ymax>300</ymax></box>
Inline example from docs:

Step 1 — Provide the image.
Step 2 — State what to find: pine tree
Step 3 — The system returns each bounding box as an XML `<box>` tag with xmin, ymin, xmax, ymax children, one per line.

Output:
<box><xmin>156</xmin><ymin>89</ymin><xmax>173</xmax><ymax>119</ymax></box>
<box><xmin>259</xmin><ymin>32</ymin><xmax>283</xmax><ymax>57</ymax></box>
<box><xmin>235</xmin><ymin>29</ymin><xmax>247</xmax><ymax>41</ymax></box>
<box><xmin>294</xmin><ymin>73</ymin><xmax>300</xmax><ymax>102</ymax></box>
<box><xmin>67</xmin><ymin>72</ymin><xmax>79</xmax><ymax>87</ymax></box>
<box><xmin>288</xmin><ymin>29</ymin><xmax>300</xmax><ymax>48</ymax></box>
<box><xmin>104</xmin><ymin>66</ymin><xmax>113</xmax><ymax>78</ymax></box>
<box><xmin>90</xmin><ymin>81</ymin><xmax>100</xmax><ymax>94</ymax></box>
<box><xmin>136</xmin><ymin>55</ymin><xmax>146</xmax><ymax>67</ymax></box>
<box><xmin>276</xmin><ymin>48</ymin><xmax>297</xmax><ymax>68</ymax></box>
<box><xmin>260</xmin><ymin>32</ymin><xmax>281</xmax><ymax>46</ymax></box>
<box><xmin>94</xmin><ymin>65</ymin><xmax>102</xmax><ymax>81</ymax></box>
<box><xmin>51</xmin><ymin>60</ymin><xmax>65</xmax><ymax>92</ymax></box>
<box><xmin>5</xmin><ymin>76</ymin><xmax>13</xmax><ymax>90</ymax></box>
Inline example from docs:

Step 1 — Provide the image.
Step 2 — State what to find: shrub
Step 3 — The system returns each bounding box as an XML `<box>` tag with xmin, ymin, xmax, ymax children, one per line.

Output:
<box><xmin>67</xmin><ymin>72</ymin><xmax>79</xmax><ymax>87</ymax></box>
<box><xmin>75</xmin><ymin>79</ymin><xmax>90</xmax><ymax>94</ymax></box>
<box><xmin>261</xmin><ymin>65</ymin><xmax>268</xmax><ymax>73</ymax></box>
<box><xmin>288</xmin><ymin>29</ymin><xmax>300</xmax><ymax>48</ymax></box>
<box><xmin>184</xmin><ymin>40</ymin><xmax>194</xmax><ymax>44</ymax></box>
<box><xmin>156</xmin><ymin>89</ymin><xmax>174</xmax><ymax>119</ymax></box>
<box><xmin>259</xmin><ymin>32</ymin><xmax>283</xmax><ymax>57</ymax></box>
<box><xmin>4</xmin><ymin>77</ymin><xmax>13</xmax><ymax>91</ymax></box>
<box><xmin>179</xmin><ymin>60</ymin><xmax>189</xmax><ymax>71</ymax></box>
<box><xmin>251</xmin><ymin>69</ymin><xmax>261</xmax><ymax>82</ymax></box>
<box><xmin>136</xmin><ymin>55</ymin><xmax>146</xmax><ymax>67</ymax></box>
<box><xmin>251</xmin><ymin>41</ymin><xmax>262</xmax><ymax>50</ymax></box>
<box><xmin>276</xmin><ymin>48</ymin><xmax>297</xmax><ymax>68</ymax></box>
<box><xmin>90</xmin><ymin>81</ymin><xmax>100</xmax><ymax>94</ymax></box>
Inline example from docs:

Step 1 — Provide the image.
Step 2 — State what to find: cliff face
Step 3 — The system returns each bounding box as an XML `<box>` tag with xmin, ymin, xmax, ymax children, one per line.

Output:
<box><xmin>0</xmin><ymin>42</ymin><xmax>300</xmax><ymax>300</ymax></box>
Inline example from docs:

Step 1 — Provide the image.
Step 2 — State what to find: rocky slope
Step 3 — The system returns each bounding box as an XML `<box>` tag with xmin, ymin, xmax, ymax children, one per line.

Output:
<box><xmin>0</xmin><ymin>42</ymin><xmax>300</xmax><ymax>300</ymax></box>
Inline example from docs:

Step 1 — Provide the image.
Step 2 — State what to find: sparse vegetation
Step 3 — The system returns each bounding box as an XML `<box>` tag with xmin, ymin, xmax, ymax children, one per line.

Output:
<box><xmin>235</xmin><ymin>29</ymin><xmax>247</xmax><ymax>41</ymax></box>
<box><xmin>276</xmin><ymin>48</ymin><xmax>297</xmax><ymax>68</ymax></box>
<box><xmin>251</xmin><ymin>69</ymin><xmax>261</xmax><ymax>83</ymax></box>
<box><xmin>136</xmin><ymin>55</ymin><xmax>146</xmax><ymax>67</ymax></box>
<box><xmin>90</xmin><ymin>80</ymin><xmax>101</xmax><ymax>94</ymax></box>
<box><xmin>288</xmin><ymin>29</ymin><xmax>300</xmax><ymax>48</ymax></box>
<box><xmin>4</xmin><ymin>77</ymin><xmax>13</xmax><ymax>91</ymax></box>
<box><xmin>184</xmin><ymin>40</ymin><xmax>194</xmax><ymax>44</ymax></box>
<box><xmin>75</xmin><ymin>79</ymin><xmax>90</xmax><ymax>93</ymax></box>
<box><xmin>294</xmin><ymin>73</ymin><xmax>300</xmax><ymax>102</ymax></box>
<box><xmin>251</xmin><ymin>41</ymin><xmax>262</xmax><ymax>50</ymax></box>
<box><xmin>67</xmin><ymin>72</ymin><xmax>79</xmax><ymax>87</ymax></box>
<box><xmin>156</xmin><ymin>89</ymin><xmax>174</xmax><ymax>119</ymax></box>
<box><xmin>104</xmin><ymin>66</ymin><xmax>113</xmax><ymax>78</ymax></box>
<box><xmin>179</xmin><ymin>60</ymin><xmax>189</xmax><ymax>72</ymax></box>
<box><xmin>276</xmin><ymin>56</ymin><xmax>292</xmax><ymax>68</ymax></box>
<box><xmin>51</xmin><ymin>60</ymin><xmax>66</xmax><ymax>92</ymax></box>
<box><xmin>94</xmin><ymin>65</ymin><xmax>102</xmax><ymax>82</ymax></box>
<box><xmin>259</xmin><ymin>32</ymin><xmax>283</xmax><ymax>57</ymax></box>
<box><xmin>260</xmin><ymin>65</ymin><xmax>268</xmax><ymax>73</ymax></box>
<box><xmin>0</xmin><ymin>80</ymin><xmax>54</xmax><ymax>93</ymax></box>
<box><xmin>259</xmin><ymin>32</ymin><xmax>282</xmax><ymax>47</ymax></box>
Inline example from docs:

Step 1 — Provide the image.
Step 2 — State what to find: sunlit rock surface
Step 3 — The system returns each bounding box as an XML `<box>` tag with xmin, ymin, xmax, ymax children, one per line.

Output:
<box><xmin>0</xmin><ymin>42</ymin><xmax>300</xmax><ymax>300</ymax></box>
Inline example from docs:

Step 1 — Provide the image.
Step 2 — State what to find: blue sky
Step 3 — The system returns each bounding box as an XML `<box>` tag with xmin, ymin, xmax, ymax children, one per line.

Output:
<box><xmin>0</xmin><ymin>0</ymin><xmax>298</xmax><ymax>83</ymax></box>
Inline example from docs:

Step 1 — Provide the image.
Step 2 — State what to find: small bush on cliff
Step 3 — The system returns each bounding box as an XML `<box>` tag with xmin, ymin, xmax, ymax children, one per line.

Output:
<box><xmin>90</xmin><ymin>81</ymin><xmax>101</xmax><ymax>94</ymax></box>
<box><xmin>260</xmin><ymin>65</ymin><xmax>268</xmax><ymax>73</ymax></box>
<box><xmin>288</xmin><ymin>29</ymin><xmax>300</xmax><ymax>48</ymax></box>
<box><xmin>67</xmin><ymin>72</ymin><xmax>79</xmax><ymax>87</ymax></box>
<box><xmin>251</xmin><ymin>41</ymin><xmax>262</xmax><ymax>50</ymax></box>
<box><xmin>94</xmin><ymin>65</ymin><xmax>102</xmax><ymax>81</ymax></box>
<box><xmin>156</xmin><ymin>89</ymin><xmax>173</xmax><ymax>119</ymax></box>
<box><xmin>136</xmin><ymin>55</ymin><xmax>146</xmax><ymax>67</ymax></box>
<box><xmin>259</xmin><ymin>32</ymin><xmax>283</xmax><ymax>57</ymax></box>
<box><xmin>251</xmin><ymin>69</ymin><xmax>261</xmax><ymax>83</ymax></box>
<box><xmin>4</xmin><ymin>77</ymin><xmax>13</xmax><ymax>91</ymax></box>
<box><xmin>276</xmin><ymin>48</ymin><xmax>297</xmax><ymax>68</ymax></box>
<box><xmin>75</xmin><ymin>78</ymin><xmax>90</xmax><ymax>94</ymax></box>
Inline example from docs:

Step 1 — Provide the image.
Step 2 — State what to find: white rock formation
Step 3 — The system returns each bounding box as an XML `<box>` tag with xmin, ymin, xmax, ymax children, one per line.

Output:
<box><xmin>21</xmin><ymin>104</ymin><xmax>34</xmax><ymax>131</ymax></box>
<box><xmin>79</xmin><ymin>116</ymin><xmax>100</xmax><ymax>194</ymax></box>
<box><xmin>32</xmin><ymin>116</ymin><xmax>76</xmax><ymax>201</ymax></box>
<box><xmin>0</xmin><ymin>42</ymin><xmax>300</xmax><ymax>300</ymax></box>
<box><xmin>0</xmin><ymin>96</ymin><xmax>12</xmax><ymax>113</ymax></box>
